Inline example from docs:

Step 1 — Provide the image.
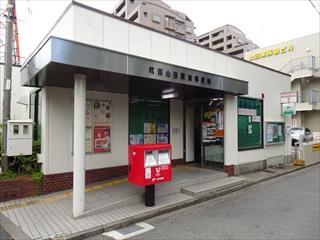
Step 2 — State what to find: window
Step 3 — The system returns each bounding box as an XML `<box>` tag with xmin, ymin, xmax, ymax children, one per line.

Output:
<box><xmin>143</xmin><ymin>12</ymin><xmax>148</xmax><ymax>17</ymax></box>
<box><xmin>120</xmin><ymin>12</ymin><xmax>126</xmax><ymax>18</ymax></box>
<box><xmin>186</xmin><ymin>26</ymin><xmax>193</xmax><ymax>34</ymax></box>
<box><xmin>226</xmin><ymin>35</ymin><xmax>232</xmax><ymax>40</ymax></box>
<box><xmin>115</xmin><ymin>0</ymin><xmax>125</xmax><ymax>14</ymax></box>
<box><xmin>230</xmin><ymin>49</ymin><xmax>244</xmax><ymax>56</ymax></box>
<box><xmin>23</xmin><ymin>125</ymin><xmax>29</xmax><ymax>134</ymax></box>
<box><xmin>153</xmin><ymin>14</ymin><xmax>161</xmax><ymax>23</ymax></box>
<box><xmin>165</xmin><ymin>16</ymin><xmax>174</xmax><ymax>29</ymax></box>
<box><xmin>198</xmin><ymin>36</ymin><xmax>209</xmax><ymax>43</ymax></box>
<box><xmin>238</xmin><ymin>97</ymin><xmax>263</xmax><ymax>150</ymax></box>
<box><xmin>129</xmin><ymin>11</ymin><xmax>138</xmax><ymax>22</ymax></box>
<box><xmin>212</xmin><ymin>38</ymin><xmax>224</xmax><ymax>46</ymax></box>
<box><xmin>215</xmin><ymin>46</ymin><xmax>224</xmax><ymax>51</ymax></box>
<box><xmin>212</xmin><ymin>30</ymin><xmax>223</xmax><ymax>38</ymax></box>
<box><xmin>227</xmin><ymin>44</ymin><xmax>232</xmax><ymax>49</ymax></box>
<box><xmin>175</xmin><ymin>20</ymin><xmax>185</xmax><ymax>34</ymax></box>
<box><xmin>13</xmin><ymin>125</ymin><xmax>19</xmax><ymax>135</ymax></box>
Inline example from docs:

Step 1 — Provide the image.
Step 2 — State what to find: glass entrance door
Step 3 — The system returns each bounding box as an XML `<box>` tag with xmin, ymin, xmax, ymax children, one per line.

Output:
<box><xmin>201</xmin><ymin>100</ymin><xmax>224</xmax><ymax>168</ymax></box>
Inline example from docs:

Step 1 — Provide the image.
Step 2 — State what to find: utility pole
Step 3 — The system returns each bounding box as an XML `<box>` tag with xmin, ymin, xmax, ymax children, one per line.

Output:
<box><xmin>2</xmin><ymin>0</ymin><xmax>14</xmax><ymax>172</ymax></box>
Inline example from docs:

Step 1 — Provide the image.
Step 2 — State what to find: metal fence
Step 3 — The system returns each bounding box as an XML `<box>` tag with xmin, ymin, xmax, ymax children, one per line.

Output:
<box><xmin>280</xmin><ymin>55</ymin><xmax>319</xmax><ymax>75</ymax></box>
<box><xmin>300</xmin><ymin>90</ymin><xmax>320</xmax><ymax>104</ymax></box>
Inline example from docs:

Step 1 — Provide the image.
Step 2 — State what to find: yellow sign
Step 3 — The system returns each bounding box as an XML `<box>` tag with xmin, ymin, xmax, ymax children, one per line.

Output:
<box><xmin>312</xmin><ymin>143</ymin><xmax>320</xmax><ymax>152</ymax></box>
<box><xmin>249</xmin><ymin>44</ymin><xmax>294</xmax><ymax>61</ymax></box>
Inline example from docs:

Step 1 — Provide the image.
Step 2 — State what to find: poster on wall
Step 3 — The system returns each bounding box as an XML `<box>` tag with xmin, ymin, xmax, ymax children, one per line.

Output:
<box><xmin>157</xmin><ymin>123</ymin><xmax>168</xmax><ymax>133</ymax></box>
<box><xmin>157</xmin><ymin>133</ymin><xmax>168</xmax><ymax>144</ymax></box>
<box><xmin>202</xmin><ymin>122</ymin><xmax>216</xmax><ymax>143</ymax></box>
<box><xmin>144</xmin><ymin>134</ymin><xmax>156</xmax><ymax>144</ymax></box>
<box><xmin>93</xmin><ymin>101</ymin><xmax>112</xmax><ymax>125</ymax></box>
<box><xmin>85</xmin><ymin>127</ymin><xmax>92</xmax><ymax>153</ymax></box>
<box><xmin>144</xmin><ymin>123</ymin><xmax>156</xmax><ymax>134</ymax></box>
<box><xmin>129</xmin><ymin>134</ymin><xmax>144</xmax><ymax>145</ymax></box>
<box><xmin>93</xmin><ymin>126</ymin><xmax>111</xmax><ymax>153</ymax></box>
<box><xmin>86</xmin><ymin>101</ymin><xmax>92</xmax><ymax>126</ymax></box>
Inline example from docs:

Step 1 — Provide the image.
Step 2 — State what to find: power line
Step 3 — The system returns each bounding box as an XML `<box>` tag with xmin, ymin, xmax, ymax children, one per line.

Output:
<box><xmin>308</xmin><ymin>0</ymin><xmax>320</xmax><ymax>15</ymax></box>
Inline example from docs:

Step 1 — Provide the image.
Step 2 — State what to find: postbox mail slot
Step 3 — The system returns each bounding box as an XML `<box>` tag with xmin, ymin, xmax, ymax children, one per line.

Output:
<box><xmin>158</xmin><ymin>150</ymin><xmax>170</xmax><ymax>165</ymax></box>
<box><xmin>145</xmin><ymin>150</ymin><xmax>157</xmax><ymax>167</ymax></box>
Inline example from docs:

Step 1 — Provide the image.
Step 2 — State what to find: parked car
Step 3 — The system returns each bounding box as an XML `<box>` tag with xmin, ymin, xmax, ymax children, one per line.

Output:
<box><xmin>291</xmin><ymin>127</ymin><xmax>313</xmax><ymax>146</ymax></box>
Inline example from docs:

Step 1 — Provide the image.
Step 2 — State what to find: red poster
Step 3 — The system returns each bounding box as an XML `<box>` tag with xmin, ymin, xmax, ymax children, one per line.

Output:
<box><xmin>93</xmin><ymin>126</ymin><xmax>111</xmax><ymax>153</ymax></box>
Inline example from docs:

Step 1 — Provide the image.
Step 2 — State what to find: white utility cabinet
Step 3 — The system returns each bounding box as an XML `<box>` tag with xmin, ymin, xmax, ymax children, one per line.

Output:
<box><xmin>7</xmin><ymin>120</ymin><xmax>33</xmax><ymax>156</ymax></box>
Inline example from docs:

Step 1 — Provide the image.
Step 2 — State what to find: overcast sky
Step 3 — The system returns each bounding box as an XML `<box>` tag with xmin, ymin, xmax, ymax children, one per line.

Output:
<box><xmin>2</xmin><ymin>0</ymin><xmax>319</xmax><ymax>62</ymax></box>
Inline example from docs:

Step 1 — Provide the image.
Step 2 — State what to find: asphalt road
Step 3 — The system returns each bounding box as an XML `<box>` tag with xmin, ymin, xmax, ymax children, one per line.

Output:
<box><xmin>0</xmin><ymin>226</ymin><xmax>12</xmax><ymax>240</ymax></box>
<box><xmin>91</xmin><ymin>165</ymin><xmax>320</xmax><ymax>240</ymax></box>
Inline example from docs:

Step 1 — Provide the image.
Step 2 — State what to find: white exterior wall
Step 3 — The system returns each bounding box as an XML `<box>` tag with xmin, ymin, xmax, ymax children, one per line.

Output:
<box><xmin>41</xmin><ymin>87</ymin><xmax>186</xmax><ymax>174</ymax></box>
<box><xmin>29</xmin><ymin>3</ymin><xmax>291</xmax><ymax>173</ymax></box>
<box><xmin>244</xmin><ymin>33</ymin><xmax>320</xmax><ymax>70</ymax></box>
<box><xmin>41</xmin><ymin>86</ymin><xmax>128</xmax><ymax>175</ymax></box>
<box><xmin>36</xmin><ymin>5</ymin><xmax>285</xmax><ymax>84</ymax></box>
<box><xmin>224</xmin><ymin>67</ymin><xmax>290</xmax><ymax>166</ymax></box>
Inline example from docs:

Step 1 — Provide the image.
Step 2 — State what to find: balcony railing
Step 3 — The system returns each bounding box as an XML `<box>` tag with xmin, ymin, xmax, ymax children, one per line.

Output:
<box><xmin>300</xmin><ymin>90</ymin><xmax>320</xmax><ymax>104</ymax></box>
<box><xmin>280</xmin><ymin>56</ymin><xmax>319</xmax><ymax>75</ymax></box>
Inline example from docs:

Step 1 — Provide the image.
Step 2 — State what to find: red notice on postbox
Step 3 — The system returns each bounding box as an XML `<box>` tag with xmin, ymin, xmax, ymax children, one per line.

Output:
<box><xmin>128</xmin><ymin>144</ymin><xmax>172</xmax><ymax>186</ymax></box>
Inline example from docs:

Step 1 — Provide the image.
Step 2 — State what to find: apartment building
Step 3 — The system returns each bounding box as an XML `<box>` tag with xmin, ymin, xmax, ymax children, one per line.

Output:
<box><xmin>197</xmin><ymin>24</ymin><xmax>258</xmax><ymax>58</ymax></box>
<box><xmin>245</xmin><ymin>33</ymin><xmax>320</xmax><ymax>134</ymax></box>
<box><xmin>113</xmin><ymin>0</ymin><xmax>196</xmax><ymax>42</ymax></box>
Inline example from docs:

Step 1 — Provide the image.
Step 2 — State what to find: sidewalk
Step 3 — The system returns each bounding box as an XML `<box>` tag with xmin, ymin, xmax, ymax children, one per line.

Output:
<box><xmin>0</xmin><ymin>161</ymin><xmax>319</xmax><ymax>240</ymax></box>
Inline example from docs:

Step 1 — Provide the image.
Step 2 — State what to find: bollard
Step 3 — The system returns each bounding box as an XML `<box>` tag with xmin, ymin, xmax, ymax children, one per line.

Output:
<box><xmin>145</xmin><ymin>184</ymin><xmax>155</xmax><ymax>207</ymax></box>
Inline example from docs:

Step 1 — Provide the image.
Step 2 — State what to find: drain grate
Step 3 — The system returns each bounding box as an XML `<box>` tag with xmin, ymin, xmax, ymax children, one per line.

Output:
<box><xmin>263</xmin><ymin>169</ymin><xmax>276</xmax><ymax>174</ymax></box>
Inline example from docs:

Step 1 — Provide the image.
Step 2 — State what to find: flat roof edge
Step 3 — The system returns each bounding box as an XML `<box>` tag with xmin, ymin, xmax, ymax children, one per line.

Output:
<box><xmin>22</xmin><ymin>37</ymin><xmax>248</xmax><ymax>95</ymax></box>
<box><xmin>70</xmin><ymin>1</ymin><xmax>290</xmax><ymax>78</ymax></box>
<box><xmin>21</xmin><ymin>0</ymin><xmax>290</xmax><ymax>78</ymax></box>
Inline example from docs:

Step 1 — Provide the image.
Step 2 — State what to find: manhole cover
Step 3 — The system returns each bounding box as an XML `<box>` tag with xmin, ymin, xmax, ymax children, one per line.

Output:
<box><xmin>103</xmin><ymin>222</ymin><xmax>154</xmax><ymax>240</ymax></box>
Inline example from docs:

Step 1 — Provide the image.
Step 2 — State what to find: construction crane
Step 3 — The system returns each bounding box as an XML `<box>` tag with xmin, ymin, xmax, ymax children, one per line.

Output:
<box><xmin>0</xmin><ymin>0</ymin><xmax>20</xmax><ymax>65</ymax></box>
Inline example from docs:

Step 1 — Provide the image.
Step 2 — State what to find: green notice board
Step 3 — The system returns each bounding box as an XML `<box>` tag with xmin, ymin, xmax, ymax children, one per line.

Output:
<box><xmin>238</xmin><ymin>97</ymin><xmax>263</xmax><ymax>150</ymax></box>
<box><xmin>129</xmin><ymin>98</ymin><xmax>169</xmax><ymax>144</ymax></box>
<box><xmin>265</xmin><ymin>122</ymin><xmax>285</xmax><ymax>145</ymax></box>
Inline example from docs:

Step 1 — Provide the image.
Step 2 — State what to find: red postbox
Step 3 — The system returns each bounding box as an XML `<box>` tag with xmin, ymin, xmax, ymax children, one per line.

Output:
<box><xmin>128</xmin><ymin>144</ymin><xmax>172</xmax><ymax>186</ymax></box>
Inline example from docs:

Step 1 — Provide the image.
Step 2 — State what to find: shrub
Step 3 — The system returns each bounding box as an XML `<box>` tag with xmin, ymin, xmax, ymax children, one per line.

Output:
<box><xmin>0</xmin><ymin>170</ymin><xmax>16</xmax><ymax>180</ymax></box>
<box><xmin>12</xmin><ymin>154</ymin><xmax>39</xmax><ymax>174</ymax></box>
<box><xmin>32</xmin><ymin>171</ymin><xmax>44</xmax><ymax>183</ymax></box>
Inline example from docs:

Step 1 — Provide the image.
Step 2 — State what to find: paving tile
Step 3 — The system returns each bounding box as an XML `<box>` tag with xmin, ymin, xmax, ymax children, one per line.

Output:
<box><xmin>2</xmin><ymin>165</ymin><xmax>285</xmax><ymax>239</ymax></box>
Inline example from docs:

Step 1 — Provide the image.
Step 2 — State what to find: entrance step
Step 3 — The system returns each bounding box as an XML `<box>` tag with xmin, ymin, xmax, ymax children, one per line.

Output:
<box><xmin>181</xmin><ymin>176</ymin><xmax>247</xmax><ymax>198</ymax></box>
<box><xmin>156</xmin><ymin>170</ymin><xmax>226</xmax><ymax>198</ymax></box>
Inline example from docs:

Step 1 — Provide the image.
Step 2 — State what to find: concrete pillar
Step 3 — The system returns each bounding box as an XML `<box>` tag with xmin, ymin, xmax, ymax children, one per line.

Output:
<box><xmin>224</xmin><ymin>95</ymin><xmax>238</xmax><ymax>167</ymax></box>
<box><xmin>73</xmin><ymin>74</ymin><xmax>86</xmax><ymax>217</ymax></box>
